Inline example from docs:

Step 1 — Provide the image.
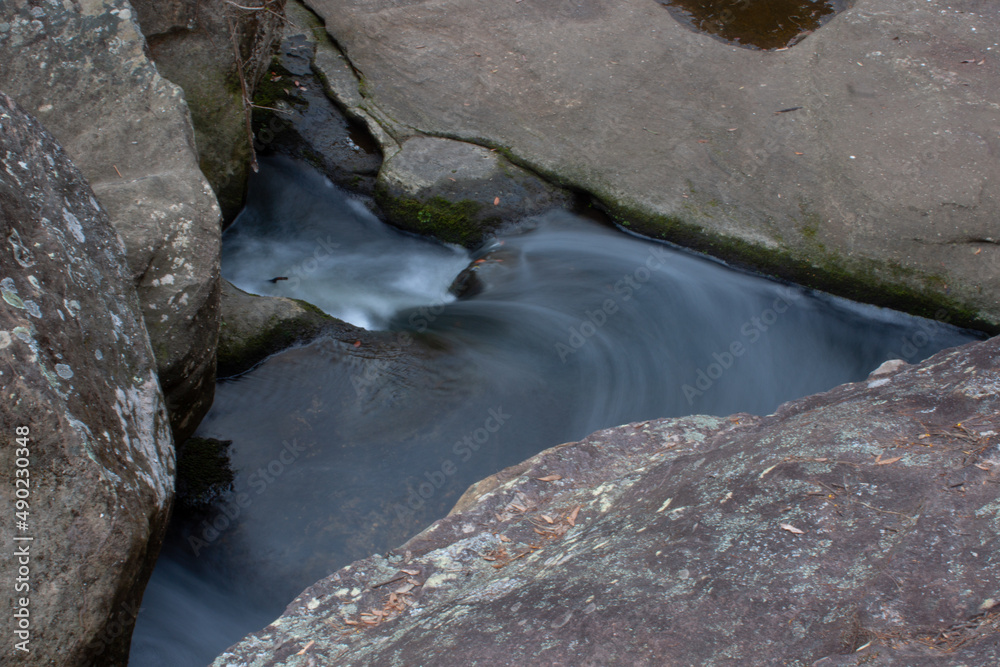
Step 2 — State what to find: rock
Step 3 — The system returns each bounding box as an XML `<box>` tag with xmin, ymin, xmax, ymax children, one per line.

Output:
<box><xmin>130</xmin><ymin>0</ymin><xmax>287</xmax><ymax>221</ymax></box>
<box><xmin>218</xmin><ymin>280</ymin><xmax>374</xmax><ymax>377</ymax></box>
<box><xmin>376</xmin><ymin>136</ymin><xmax>573</xmax><ymax>247</ymax></box>
<box><xmin>248</xmin><ymin>2</ymin><xmax>384</xmax><ymax>197</ymax></box>
<box><xmin>305</xmin><ymin>0</ymin><xmax>1000</xmax><ymax>329</ymax></box>
<box><xmin>0</xmin><ymin>0</ymin><xmax>222</xmax><ymax>441</ymax></box>
<box><xmin>213</xmin><ymin>335</ymin><xmax>1000</xmax><ymax>665</ymax></box>
<box><xmin>0</xmin><ymin>93</ymin><xmax>174</xmax><ymax>666</ymax></box>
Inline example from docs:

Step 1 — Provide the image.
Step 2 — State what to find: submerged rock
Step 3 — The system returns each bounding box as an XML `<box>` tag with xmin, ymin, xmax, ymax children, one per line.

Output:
<box><xmin>0</xmin><ymin>93</ymin><xmax>174</xmax><ymax>666</ymax></box>
<box><xmin>0</xmin><ymin>0</ymin><xmax>221</xmax><ymax>441</ymax></box>
<box><xmin>214</xmin><ymin>335</ymin><xmax>1000</xmax><ymax>665</ymax></box>
<box><xmin>305</xmin><ymin>0</ymin><xmax>1000</xmax><ymax>329</ymax></box>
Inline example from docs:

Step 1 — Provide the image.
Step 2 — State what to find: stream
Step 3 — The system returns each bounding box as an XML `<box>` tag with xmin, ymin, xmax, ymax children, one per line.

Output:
<box><xmin>129</xmin><ymin>156</ymin><xmax>983</xmax><ymax>666</ymax></box>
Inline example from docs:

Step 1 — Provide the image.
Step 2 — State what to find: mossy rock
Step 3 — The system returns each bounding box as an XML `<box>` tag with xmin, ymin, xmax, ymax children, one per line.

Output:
<box><xmin>374</xmin><ymin>136</ymin><xmax>572</xmax><ymax>248</ymax></box>
<box><xmin>375</xmin><ymin>190</ymin><xmax>488</xmax><ymax>247</ymax></box>
<box><xmin>217</xmin><ymin>280</ymin><xmax>336</xmax><ymax>377</ymax></box>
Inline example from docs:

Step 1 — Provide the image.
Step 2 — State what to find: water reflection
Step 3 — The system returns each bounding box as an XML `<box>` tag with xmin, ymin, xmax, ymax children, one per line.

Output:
<box><xmin>660</xmin><ymin>0</ymin><xmax>848</xmax><ymax>50</ymax></box>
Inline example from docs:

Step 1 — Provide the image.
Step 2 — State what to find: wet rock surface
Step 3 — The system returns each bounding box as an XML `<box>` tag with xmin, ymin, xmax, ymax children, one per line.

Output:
<box><xmin>0</xmin><ymin>0</ymin><xmax>222</xmax><ymax>441</ymax></box>
<box><xmin>250</xmin><ymin>2</ymin><xmax>383</xmax><ymax>197</ymax></box>
<box><xmin>0</xmin><ymin>94</ymin><xmax>174</xmax><ymax>666</ymax></box>
<box><xmin>214</xmin><ymin>335</ymin><xmax>1000</xmax><ymax>666</ymax></box>
<box><xmin>218</xmin><ymin>279</ymin><xmax>378</xmax><ymax>377</ymax></box>
<box><xmin>305</xmin><ymin>0</ymin><xmax>1000</xmax><ymax>329</ymax></box>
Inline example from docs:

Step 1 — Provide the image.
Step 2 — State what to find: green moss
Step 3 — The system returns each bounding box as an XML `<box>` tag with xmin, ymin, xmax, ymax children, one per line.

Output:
<box><xmin>252</xmin><ymin>58</ymin><xmax>298</xmax><ymax>110</ymax></box>
<box><xmin>601</xmin><ymin>200</ymin><xmax>995</xmax><ymax>333</ymax></box>
<box><xmin>217</xmin><ymin>310</ymin><xmax>331</xmax><ymax>378</ymax></box>
<box><xmin>375</xmin><ymin>187</ymin><xmax>490</xmax><ymax>247</ymax></box>
<box><xmin>175</xmin><ymin>437</ymin><xmax>234</xmax><ymax>509</ymax></box>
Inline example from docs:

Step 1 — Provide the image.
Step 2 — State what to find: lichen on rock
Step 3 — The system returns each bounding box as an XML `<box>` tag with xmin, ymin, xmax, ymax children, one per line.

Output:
<box><xmin>0</xmin><ymin>92</ymin><xmax>174</xmax><ymax>667</ymax></box>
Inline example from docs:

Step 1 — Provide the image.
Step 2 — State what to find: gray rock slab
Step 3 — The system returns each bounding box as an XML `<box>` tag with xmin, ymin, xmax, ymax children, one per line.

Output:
<box><xmin>306</xmin><ymin>0</ymin><xmax>1000</xmax><ymax>327</ymax></box>
<box><xmin>0</xmin><ymin>0</ymin><xmax>222</xmax><ymax>441</ymax></box>
<box><xmin>0</xmin><ymin>92</ymin><xmax>174</xmax><ymax>666</ymax></box>
<box><xmin>214</xmin><ymin>335</ymin><xmax>1000</xmax><ymax>665</ymax></box>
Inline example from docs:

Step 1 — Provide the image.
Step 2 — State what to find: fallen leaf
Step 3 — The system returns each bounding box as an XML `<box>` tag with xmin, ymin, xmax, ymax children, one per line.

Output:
<box><xmin>344</xmin><ymin>619</ymin><xmax>360</xmax><ymax>626</ymax></box>
<box><xmin>975</xmin><ymin>463</ymin><xmax>990</xmax><ymax>471</ymax></box>
<box><xmin>400</xmin><ymin>567</ymin><xmax>421</xmax><ymax>576</ymax></box>
<box><xmin>794</xmin><ymin>152</ymin><xmax>804</xmax><ymax>155</ymax></box>
<box><xmin>354</xmin><ymin>340</ymin><xmax>362</xmax><ymax>348</ymax></box>
<box><xmin>975</xmin><ymin>248</ymin><xmax>982</xmax><ymax>255</ymax></box>
<box><xmin>541</xmin><ymin>514</ymin><xmax>554</xmax><ymax>524</ymax></box>
<box><xmin>497</xmin><ymin>534</ymin><xmax>512</xmax><ymax>542</ymax></box>
<box><xmin>876</xmin><ymin>456</ymin><xmax>902</xmax><ymax>465</ymax></box>
<box><xmin>566</xmin><ymin>505</ymin><xmax>582</xmax><ymax>526</ymax></box>
<box><xmin>296</xmin><ymin>640</ymin><xmax>316</xmax><ymax>656</ymax></box>
<box><xmin>697</xmin><ymin>139</ymin><xmax>709</xmax><ymax>143</ymax></box>
<box><xmin>780</xmin><ymin>523</ymin><xmax>805</xmax><ymax>535</ymax></box>
<box><xmin>536</xmin><ymin>474</ymin><xmax>562</xmax><ymax>482</ymax></box>
<box><xmin>493</xmin><ymin>196</ymin><xmax>500</xmax><ymax>205</ymax></box>
<box><xmin>394</xmin><ymin>582</ymin><xmax>416</xmax><ymax>594</ymax></box>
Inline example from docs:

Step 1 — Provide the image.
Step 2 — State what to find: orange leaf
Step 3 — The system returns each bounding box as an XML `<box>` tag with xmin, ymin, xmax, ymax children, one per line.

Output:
<box><xmin>493</xmin><ymin>197</ymin><xmax>500</xmax><ymax>205</ymax></box>
<box><xmin>566</xmin><ymin>505</ymin><xmax>582</xmax><ymax>526</ymax></box>
<box><xmin>876</xmin><ymin>456</ymin><xmax>902</xmax><ymax>465</ymax></box>
<box><xmin>536</xmin><ymin>474</ymin><xmax>562</xmax><ymax>482</ymax></box>
<box><xmin>780</xmin><ymin>523</ymin><xmax>805</xmax><ymax>535</ymax></box>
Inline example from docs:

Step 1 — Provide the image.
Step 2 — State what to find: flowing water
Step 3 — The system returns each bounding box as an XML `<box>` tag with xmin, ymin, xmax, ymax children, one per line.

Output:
<box><xmin>129</xmin><ymin>156</ymin><xmax>983</xmax><ymax>665</ymax></box>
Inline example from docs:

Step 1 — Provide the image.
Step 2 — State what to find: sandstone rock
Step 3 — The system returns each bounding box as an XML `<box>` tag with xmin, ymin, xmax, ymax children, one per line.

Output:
<box><xmin>306</xmin><ymin>0</ymin><xmax>1000</xmax><ymax>329</ymax></box>
<box><xmin>0</xmin><ymin>93</ymin><xmax>174</xmax><ymax>666</ymax></box>
<box><xmin>213</xmin><ymin>335</ymin><xmax>1000</xmax><ymax>665</ymax></box>
<box><xmin>130</xmin><ymin>0</ymin><xmax>286</xmax><ymax>221</ymax></box>
<box><xmin>376</xmin><ymin>136</ymin><xmax>573</xmax><ymax>247</ymax></box>
<box><xmin>0</xmin><ymin>0</ymin><xmax>222</xmax><ymax>441</ymax></box>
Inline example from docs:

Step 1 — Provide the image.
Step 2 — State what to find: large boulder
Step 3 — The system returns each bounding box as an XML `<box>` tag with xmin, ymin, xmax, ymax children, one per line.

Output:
<box><xmin>0</xmin><ymin>0</ymin><xmax>222</xmax><ymax>441</ymax></box>
<box><xmin>129</xmin><ymin>0</ymin><xmax>287</xmax><ymax>221</ymax></box>
<box><xmin>305</xmin><ymin>0</ymin><xmax>1000</xmax><ymax>329</ymax></box>
<box><xmin>214</xmin><ymin>335</ymin><xmax>1000</xmax><ymax>665</ymax></box>
<box><xmin>0</xmin><ymin>94</ymin><xmax>173</xmax><ymax>666</ymax></box>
